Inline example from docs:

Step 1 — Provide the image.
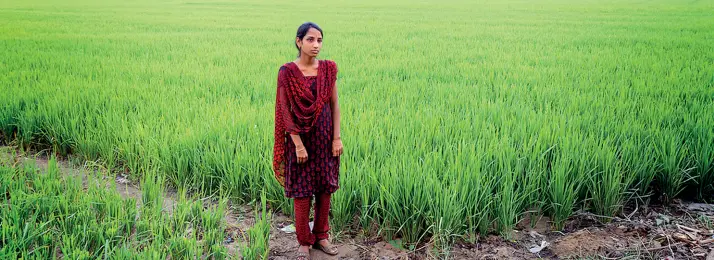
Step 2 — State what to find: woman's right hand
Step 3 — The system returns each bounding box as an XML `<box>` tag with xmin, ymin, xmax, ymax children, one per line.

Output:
<box><xmin>296</xmin><ymin>145</ymin><xmax>308</xmax><ymax>164</ymax></box>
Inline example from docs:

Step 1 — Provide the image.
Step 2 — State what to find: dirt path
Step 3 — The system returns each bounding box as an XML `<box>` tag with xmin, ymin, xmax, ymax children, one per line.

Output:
<box><xmin>2</xmin><ymin>146</ymin><xmax>713</xmax><ymax>259</ymax></box>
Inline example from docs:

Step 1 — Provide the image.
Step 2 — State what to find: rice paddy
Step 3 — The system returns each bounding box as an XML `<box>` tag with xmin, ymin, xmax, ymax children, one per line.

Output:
<box><xmin>1</xmin><ymin>0</ymin><xmax>713</xmax><ymax>254</ymax></box>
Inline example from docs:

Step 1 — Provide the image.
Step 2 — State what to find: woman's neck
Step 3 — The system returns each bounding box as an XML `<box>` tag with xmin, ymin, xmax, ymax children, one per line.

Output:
<box><xmin>295</xmin><ymin>55</ymin><xmax>318</xmax><ymax>67</ymax></box>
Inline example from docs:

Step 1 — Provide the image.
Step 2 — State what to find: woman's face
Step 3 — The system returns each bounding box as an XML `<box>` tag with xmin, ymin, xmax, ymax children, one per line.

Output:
<box><xmin>297</xmin><ymin>28</ymin><xmax>323</xmax><ymax>57</ymax></box>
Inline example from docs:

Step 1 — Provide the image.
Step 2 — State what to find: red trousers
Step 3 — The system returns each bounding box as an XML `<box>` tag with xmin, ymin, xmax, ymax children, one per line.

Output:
<box><xmin>294</xmin><ymin>193</ymin><xmax>331</xmax><ymax>246</ymax></box>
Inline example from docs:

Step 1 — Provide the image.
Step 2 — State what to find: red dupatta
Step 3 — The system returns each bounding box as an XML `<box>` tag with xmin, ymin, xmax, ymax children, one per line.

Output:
<box><xmin>273</xmin><ymin>59</ymin><xmax>338</xmax><ymax>187</ymax></box>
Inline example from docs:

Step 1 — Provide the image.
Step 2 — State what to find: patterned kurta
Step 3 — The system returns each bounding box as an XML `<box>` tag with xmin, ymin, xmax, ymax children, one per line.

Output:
<box><xmin>282</xmin><ymin>71</ymin><xmax>340</xmax><ymax>198</ymax></box>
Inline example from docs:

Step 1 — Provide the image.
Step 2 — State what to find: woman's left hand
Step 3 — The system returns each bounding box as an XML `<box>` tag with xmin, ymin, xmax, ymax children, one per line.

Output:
<box><xmin>332</xmin><ymin>138</ymin><xmax>343</xmax><ymax>157</ymax></box>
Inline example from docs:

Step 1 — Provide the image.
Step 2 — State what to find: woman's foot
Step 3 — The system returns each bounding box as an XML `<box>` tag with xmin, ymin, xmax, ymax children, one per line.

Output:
<box><xmin>296</xmin><ymin>245</ymin><xmax>310</xmax><ymax>260</ymax></box>
<box><xmin>313</xmin><ymin>239</ymin><xmax>339</xmax><ymax>255</ymax></box>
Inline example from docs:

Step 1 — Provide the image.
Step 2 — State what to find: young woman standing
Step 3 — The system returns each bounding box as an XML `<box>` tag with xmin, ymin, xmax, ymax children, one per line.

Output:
<box><xmin>273</xmin><ymin>22</ymin><xmax>343</xmax><ymax>260</ymax></box>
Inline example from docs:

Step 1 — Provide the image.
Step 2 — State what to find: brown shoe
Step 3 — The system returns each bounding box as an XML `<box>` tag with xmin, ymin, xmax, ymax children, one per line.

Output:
<box><xmin>313</xmin><ymin>239</ymin><xmax>339</xmax><ymax>255</ymax></box>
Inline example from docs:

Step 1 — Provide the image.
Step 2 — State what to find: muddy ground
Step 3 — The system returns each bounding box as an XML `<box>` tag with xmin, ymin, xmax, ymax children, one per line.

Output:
<box><xmin>2</xmin><ymin>146</ymin><xmax>713</xmax><ymax>259</ymax></box>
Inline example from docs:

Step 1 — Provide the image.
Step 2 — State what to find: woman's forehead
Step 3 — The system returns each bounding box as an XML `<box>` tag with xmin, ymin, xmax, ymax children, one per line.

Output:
<box><xmin>306</xmin><ymin>28</ymin><xmax>322</xmax><ymax>38</ymax></box>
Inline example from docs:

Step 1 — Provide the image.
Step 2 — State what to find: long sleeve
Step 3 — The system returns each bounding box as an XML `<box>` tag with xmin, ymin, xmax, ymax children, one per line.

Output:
<box><xmin>330</xmin><ymin>62</ymin><xmax>340</xmax><ymax>139</ymax></box>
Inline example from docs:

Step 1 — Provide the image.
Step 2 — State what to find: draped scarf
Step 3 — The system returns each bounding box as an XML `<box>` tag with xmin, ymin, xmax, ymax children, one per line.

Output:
<box><xmin>273</xmin><ymin>59</ymin><xmax>338</xmax><ymax>187</ymax></box>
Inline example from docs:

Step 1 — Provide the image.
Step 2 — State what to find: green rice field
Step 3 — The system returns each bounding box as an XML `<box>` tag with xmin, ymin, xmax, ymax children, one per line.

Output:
<box><xmin>2</xmin><ymin>0</ymin><xmax>713</xmax><ymax>253</ymax></box>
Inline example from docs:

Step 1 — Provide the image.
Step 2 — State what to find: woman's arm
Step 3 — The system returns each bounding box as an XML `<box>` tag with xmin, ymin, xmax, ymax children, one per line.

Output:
<box><xmin>331</xmin><ymin>78</ymin><xmax>343</xmax><ymax>157</ymax></box>
<box><xmin>330</xmin><ymin>83</ymin><xmax>341</xmax><ymax>140</ymax></box>
<box><xmin>290</xmin><ymin>134</ymin><xmax>308</xmax><ymax>163</ymax></box>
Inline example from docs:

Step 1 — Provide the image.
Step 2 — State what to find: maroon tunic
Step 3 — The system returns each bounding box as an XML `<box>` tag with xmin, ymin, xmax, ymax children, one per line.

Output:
<box><xmin>281</xmin><ymin>67</ymin><xmax>340</xmax><ymax>198</ymax></box>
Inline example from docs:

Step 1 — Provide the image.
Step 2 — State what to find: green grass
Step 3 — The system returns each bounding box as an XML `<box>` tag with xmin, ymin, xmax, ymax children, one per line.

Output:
<box><xmin>1</xmin><ymin>0</ymin><xmax>713</xmax><ymax>249</ymax></box>
<box><xmin>0</xmin><ymin>157</ymin><xmax>229</xmax><ymax>259</ymax></box>
<box><xmin>240</xmin><ymin>190</ymin><xmax>271</xmax><ymax>260</ymax></box>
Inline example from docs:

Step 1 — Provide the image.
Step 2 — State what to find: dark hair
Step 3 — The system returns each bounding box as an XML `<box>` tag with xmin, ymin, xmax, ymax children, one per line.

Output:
<box><xmin>295</xmin><ymin>22</ymin><xmax>323</xmax><ymax>57</ymax></box>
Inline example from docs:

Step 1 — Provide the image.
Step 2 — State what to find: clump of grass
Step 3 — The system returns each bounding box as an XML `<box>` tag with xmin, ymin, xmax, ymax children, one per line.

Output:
<box><xmin>620</xmin><ymin>135</ymin><xmax>658</xmax><ymax>202</ymax></box>
<box><xmin>375</xmin><ymin>162</ymin><xmax>431</xmax><ymax>245</ymax></box>
<box><xmin>548</xmin><ymin>151</ymin><xmax>582</xmax><ymax>230</ymax></box>
<box><xmin>240</xmin><ymin>190</ymin><xmax>272</xmax><ymax>260</ymax></box>
<box><xmin>202</xmin><ymin>198</ymin><xmax>228</xmax><ymax>259</ymax></box>
<box><xmin>690</xmin><ymin>127</ymin><xmax>714</xmax><ymax>200</ymax></box>
<box><xmin>654</xmin><ymin>131</ymin><xmax>695</xmax><ymax>203</ymax></box>
<box><xmin>587</xmin><ymin>138</ymin><xmax>636</xmax><ymax>220</ymax></box>
<box><xmin>492</xmin><ymin>138</ymin><xmax>528</xmax><ymax>236</ymax></box>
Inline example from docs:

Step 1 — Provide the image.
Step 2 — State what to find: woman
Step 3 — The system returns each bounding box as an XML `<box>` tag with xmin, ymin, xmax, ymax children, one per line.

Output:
<box><xmin>273</xmin><ymin>22</ymin><xmax>343</xmax><ymax>260</ymax></box>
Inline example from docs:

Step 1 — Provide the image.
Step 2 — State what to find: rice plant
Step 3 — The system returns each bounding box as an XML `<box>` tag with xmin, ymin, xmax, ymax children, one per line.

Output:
<box><xmin>240</xmin><ymin>190</ymin><xmax>272</xmax><ymax>260</ymax></box>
